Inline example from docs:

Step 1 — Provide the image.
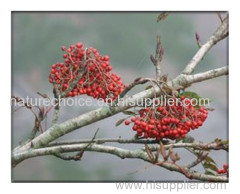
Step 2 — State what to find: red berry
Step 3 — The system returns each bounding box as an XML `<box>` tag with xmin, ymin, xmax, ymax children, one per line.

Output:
<box><xmin>124</xmin><ymin>120</ymin><xmax>130</xmax><ymax>125</ymax></box>
<box><xmin>223</xmin><ymin>163</ymin><xmax>229</xmax><ymax>169</ymax></box>
<box><xmin>217</xmin><ymin>169</ymin><xmax>222</xmax><ymax>174</ymax></box>
<box><xmin>76</xmin><ymin>42</ymin><xmax>83</xmax><ymax>48</ymax></box>
<box><xmin>131</xmin><ymin>117</ymin><xmax>136</xmax><ymax>122</ymax></box>
<box><xmin>180</xmin><ymin>96</ymin><xmax>185</xmax><ymax>100</ymax></box>
<box><xmin>149</xmin><ymin>119</ymin><xmax>155</xmax><ymax>124</ymax></box>
<box><xmin>186</xmin><ymin>121</ymin><xmax>192</xmax><ymax>127</ymax></box>
<box><xmin>221</xmin><ymin>169</ymin><xmax>227</xmax><ymax>174</ymax></box>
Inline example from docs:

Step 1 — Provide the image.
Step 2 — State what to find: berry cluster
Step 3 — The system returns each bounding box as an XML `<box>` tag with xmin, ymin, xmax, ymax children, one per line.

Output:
<box><xmin>124</xmin><ymin>96</ymin><xmax>208</xmax><ymax>140</ymax></box>
<box><xmin>49</xmin><ymin>42</ymin><xmax>125</xmax><ymax>101</ymax></box>
<box><xmin>217</xmin><ymin>163</ymin><xmax>229</xmax><ymax>174</ymax></box>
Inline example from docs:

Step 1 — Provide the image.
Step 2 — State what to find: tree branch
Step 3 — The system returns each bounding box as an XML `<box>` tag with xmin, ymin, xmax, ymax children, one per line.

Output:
<box><xmin>173</xmin><ymin>66</ymin><xmax>228</xmax><ymax>87</ymax></box>
<box><xmin>185</xmin><ymin>151</ymin><xmax>209</xmax><ymax>169</ymax></box>
<box><xmin>181</xmin><ymin>15</ymin><xmax>228</xmax><ymax>75</ymax></box>
<box><xmin>13</xmin><ymin>140</ymin><xmax>228</xmax><ymax>167</ymax></box>
<box><xmin>184</xmin><ymin>66</ymin><xmax>228</xmax><ymax>85</ymax></box>
<box><xmin>12</xmin><ymin>143</ymin><xmax>228</xmax><ymax>182</ymax></box>
<box><xmin>48</xmin><ymin>138</ymin><xmax>228</xmax><ymax>152</ymax></box>
<box><xmin>49</xmin><ymin>138</ymin><xmax>160</xmax><ymax>146</ymax></box>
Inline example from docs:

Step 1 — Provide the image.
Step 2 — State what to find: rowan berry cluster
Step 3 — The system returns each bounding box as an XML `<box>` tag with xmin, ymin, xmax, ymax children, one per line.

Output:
<box><xmin>217</xmin><ymin>163</ymin><xmax>229</xmax><ymax>174</ymax></box>
<box><xmin>49</xmin><ymin>42</ymin><xmax>125</xmax><ymax>101</ymax></box>
<box><xmin>124</xmin><ymin>96</ymin><xmax>208</xmax><ymax>140</ymax></box>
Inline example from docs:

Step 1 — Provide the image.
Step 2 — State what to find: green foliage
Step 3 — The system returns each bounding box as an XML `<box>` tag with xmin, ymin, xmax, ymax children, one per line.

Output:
<box><xmin>122</xmin><ymin>110</ymin><xmax>137</xmax><ymax>116</ymax></box>
<box><xmin>181</xmin><ymin>91</ymin><xmax>200</xmax><ymax>99</ymax></box>
<box><xmin>203</xmin><ymin>156</ymin><xmax>218</xmax><ymax>175</ymax></box>
<box><xmin>181</xmin><ymin>135</ymin><xmax>195</xmax><ymax>143</ymax></box>
<box><xmin>182</xmin><ymin>91</ymin><xmax>210</xmax><ymax>108</ymax></box>
<box><xmin>115</xmin><ymin>118</ymin><xmax>127</xmax><ymax>127</ymax></box>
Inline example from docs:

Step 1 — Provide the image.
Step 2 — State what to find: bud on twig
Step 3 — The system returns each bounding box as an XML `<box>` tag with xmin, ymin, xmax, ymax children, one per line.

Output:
<box><xmin>157</xmin><ymin>12</ymin><xmax>169</xmax><ymax>22</ymax></box>
<box><xmin>195</xmin><ymin>32</ymin><xmax>202</xmax><ymax>48</ymax></box>
<box><xmin>37</xmin><ymin>92</ymin><xmax>49</xmax><ymax>99</ymax></box>
<box><xmin>160</xmin><ymin>47</ymin><xmax>164</xmax><ymax>58</ymax></box>
<box><xmin>216</xmin><ymin>13</ymin><xmax>223</xmax><ymax>23</ymax></box>
<box><xmin>150</xmin><ymin>54</ymin><xmax>156</xmax><ymax>65</ymax></box>
<box><xmin>160</xmin><ymin>141</ymin><xmax>168</xmax><ymax>161</ymax></box>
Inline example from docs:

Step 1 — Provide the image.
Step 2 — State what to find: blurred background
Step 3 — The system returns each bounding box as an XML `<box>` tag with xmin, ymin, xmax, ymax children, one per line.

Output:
<box><xmin>12</xmin><ymin>12</ymin><xmax>228</xmax><ymax>181</ymax></box>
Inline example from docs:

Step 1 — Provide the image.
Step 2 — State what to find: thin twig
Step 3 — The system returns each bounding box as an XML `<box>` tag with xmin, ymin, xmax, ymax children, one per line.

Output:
<box><xmin>53</xmin><ymin>128</ymin><xmax>100</xmax><ymax>161</ymax></box>
<box><xmin>49</xmin><ymin>138</ymin><xmax>160</xmax><ymax>146</ymax></box>
<box><xmin>150</xmin><ymin>35</ymin><xmax>164</xmax><ymax>81</ymax></box>
<box><xmin>186</xmin><ymin>151</ymin><xmax>209</xmax><ymax>169</ymax></box>
<box><xmin>182</xmin><ymin>16</ymin><xmax>228</xmax><ymax>75</ymax></box>
<box><xmin>216</xmin><ymin>13</ymin><xmax>223</xmax><ymax>23</ymax></box>
<box><xmin>118</xmin><ymin>78</ymin><xmax>149</xmax><ymax>99</ymax></box>
<box><xmin>195</xmin><ymin>32</ymin><xmax>202</xmax><ymax>48</ymax></box>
